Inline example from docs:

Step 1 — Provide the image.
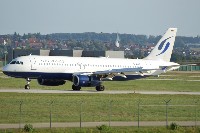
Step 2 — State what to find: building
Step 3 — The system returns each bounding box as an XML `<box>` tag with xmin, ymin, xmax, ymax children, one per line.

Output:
<box><xmin>6</xmin><ymin>49</ymin><xmax>124</xmax><ymax>63</ymax></box>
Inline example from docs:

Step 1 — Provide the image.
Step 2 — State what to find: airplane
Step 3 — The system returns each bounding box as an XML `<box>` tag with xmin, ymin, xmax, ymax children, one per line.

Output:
<box><xmin>2</xmin><ymin>28</ymin><xmax>180</xmax><ymax>91</ymax></box>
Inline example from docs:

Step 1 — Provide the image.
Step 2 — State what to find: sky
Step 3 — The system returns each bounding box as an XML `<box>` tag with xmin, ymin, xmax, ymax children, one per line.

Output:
<box><xmin>0</xmin><ymin>0</ymin><xmax>200</xmax><ymax>36</ymax></box>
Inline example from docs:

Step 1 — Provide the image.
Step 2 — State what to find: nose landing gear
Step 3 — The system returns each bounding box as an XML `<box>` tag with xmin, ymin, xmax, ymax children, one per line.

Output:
<box><xmin>25</xmin><ymin>78</ymin><xmax>31</xmax><ymax>89</ymax></box>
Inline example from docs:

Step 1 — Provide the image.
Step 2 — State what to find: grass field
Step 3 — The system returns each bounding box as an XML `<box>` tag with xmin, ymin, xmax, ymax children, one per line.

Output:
<box><xmin>0</xmin><ymin>93</ymin><xmax>200</xmax><ymax>123</ymax></box>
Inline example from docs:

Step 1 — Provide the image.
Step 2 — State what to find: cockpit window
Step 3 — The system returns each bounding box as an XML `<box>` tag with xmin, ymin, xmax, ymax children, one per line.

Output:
<box><xmin>16</xmin><ymin>61</ymin><xmax>20</xmax><ymax>64</ymax></box>
<box><xmin>9</xmin><ymin>60</ymin><xmax>23</xmax><ymax>65</ymax></box>
<box><xmin>10</xmin><ymin>61</ymin><xmax>16</xmax><ymax>64</ymax></box>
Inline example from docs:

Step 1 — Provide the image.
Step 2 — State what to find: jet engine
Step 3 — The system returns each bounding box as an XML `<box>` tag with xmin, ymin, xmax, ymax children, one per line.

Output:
<box><xmin>37</xmin><ymin>78</ymin><xmax>66</xmax><ymax>86</ymax></box>
<box><xmin>72</xmin><ymin>75</ymin><xmax>101</xmax><ymax>87</ymax></box>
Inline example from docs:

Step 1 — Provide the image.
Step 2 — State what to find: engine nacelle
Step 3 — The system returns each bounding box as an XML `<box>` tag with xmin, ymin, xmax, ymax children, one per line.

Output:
<box><xmin>37</xmin><ymin>78</ymin><xmax>66</xmax><ymax>86</ymax></box>
<box><xmin>72</xmin><ymin>75</ymin><xmax>100</xmax><ymax>87</ymax></box>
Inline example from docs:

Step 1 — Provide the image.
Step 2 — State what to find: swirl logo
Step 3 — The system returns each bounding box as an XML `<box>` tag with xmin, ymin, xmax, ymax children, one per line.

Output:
<box><xmin>156</xmin><ymin>37</ymin><xmax>172</xmax><ymax>56</ymax></box>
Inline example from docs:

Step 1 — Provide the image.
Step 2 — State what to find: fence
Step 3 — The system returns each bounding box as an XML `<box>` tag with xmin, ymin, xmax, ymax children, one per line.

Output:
<box><xmin>178</xmin><ymin>65</ymin><xmax>200</xmax><ymax>71</ymax></box>
<box><xmin>0</xmin><ymin>99</ymin><xmax>199</xmax><ymax>128</ymax></box>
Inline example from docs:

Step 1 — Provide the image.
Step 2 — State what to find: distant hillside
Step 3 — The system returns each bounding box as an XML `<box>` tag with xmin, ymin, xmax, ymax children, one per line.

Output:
<box><xmin>1</xmin><ymin>32</ymin><xmax>200</xmax><ymax>47</ymax></box>
<box><xmin>47</xmin><ymin>32</ymin><xmax>200</xmax><ymax>48</ymax></box>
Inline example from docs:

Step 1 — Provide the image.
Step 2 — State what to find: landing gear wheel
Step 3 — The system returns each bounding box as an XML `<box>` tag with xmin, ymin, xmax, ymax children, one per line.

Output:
<box><xmin>25</xmin><ymin>85</ymin><xmax>30</xmax><ymax>90</ymax></box>
<box><xmin>96</xmin><ymin>85</ymin><xmax>105</xmax><ymax>91</ymax></box>
<box><xmin>72</xmin><ymin>84</ymin><xmax>81</xmax><ymax>91</ymax></box>
<box><xmin>25</xmin><ymin>78</ymin><xmax>31</xmax><ymax>90</ymax></box>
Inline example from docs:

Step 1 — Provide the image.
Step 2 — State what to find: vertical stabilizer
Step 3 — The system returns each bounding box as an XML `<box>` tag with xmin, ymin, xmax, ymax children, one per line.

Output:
<box><xmin>144</xmin><ymin>28</ymin><xmax>177</xmax><ymax>62</ymax></box>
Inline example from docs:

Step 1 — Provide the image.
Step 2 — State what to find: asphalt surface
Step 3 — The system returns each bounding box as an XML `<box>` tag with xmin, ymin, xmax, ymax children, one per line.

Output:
<box><xmin>0</xmin><ymin>89</ymin><xmax>200</xmax><ymax>95</ymax></box>
<box><xmin>0</xmin><ymin>121</ymin><xmax>200</xmax><ymax>129</ymax></box>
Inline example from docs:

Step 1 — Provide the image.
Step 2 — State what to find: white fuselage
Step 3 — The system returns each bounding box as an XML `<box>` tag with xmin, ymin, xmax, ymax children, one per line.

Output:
<box><xmin>3</xmin><ymin>55</ymin><xmax>178</xmax><ymax>80</ymax></box>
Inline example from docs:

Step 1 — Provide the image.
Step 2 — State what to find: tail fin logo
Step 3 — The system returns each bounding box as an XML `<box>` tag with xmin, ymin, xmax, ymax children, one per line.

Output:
<box><xmin>156</xmin><ymin>36</ymin><xmax>172</xmax><ymax>56</ymax></box>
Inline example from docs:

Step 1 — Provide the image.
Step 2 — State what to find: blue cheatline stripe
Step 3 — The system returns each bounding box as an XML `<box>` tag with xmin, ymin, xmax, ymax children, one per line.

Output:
<box><xmin>3</xmin><ymin>71</ymin><xmax>73</xmax><ymax>80</ymax></box>
<box><xmin>3</xmin><ymin>71</ymin><xmax>148</xmax><ymax>81</ymax></box>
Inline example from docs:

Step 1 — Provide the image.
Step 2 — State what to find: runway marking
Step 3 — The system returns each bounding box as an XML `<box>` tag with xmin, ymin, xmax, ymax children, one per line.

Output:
<box><xmin>0</xmin><ymin>89</ymin><xmax>200</xmax><ymax>95</ymax></box>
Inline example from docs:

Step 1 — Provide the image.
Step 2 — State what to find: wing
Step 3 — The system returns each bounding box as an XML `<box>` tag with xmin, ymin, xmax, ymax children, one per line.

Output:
<box><xmin>73</xmin><ymin>67</ymin><xmax>142</xmax><ymax>75</ymax></box>
<box><xmin>93</xmin><ymin>67</ymin><xmax>143</xmax><ymax>74</ymax></box>
<box><xmin>73</xmin><ymin>67</ymin><xmax>161</xmax><ymax>80</ymax></box>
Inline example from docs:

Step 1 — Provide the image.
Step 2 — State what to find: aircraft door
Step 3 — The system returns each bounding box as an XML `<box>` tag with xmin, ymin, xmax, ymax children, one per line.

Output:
<box><xmin>30</xmin><ymin>57</ymin><xmax>37</xmax><ymax>70</ymax></box>
<box><xmin>77</xmin><ymin>62</ymin><xmax>86</xmax><ymax>71</ymax></box>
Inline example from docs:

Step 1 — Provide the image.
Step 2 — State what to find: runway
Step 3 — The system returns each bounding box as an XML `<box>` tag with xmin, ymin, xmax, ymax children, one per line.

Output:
<box><xmin>0</xmin><ymin>89</ymin><xmax>200</xmax><ymax>95</ymax></box>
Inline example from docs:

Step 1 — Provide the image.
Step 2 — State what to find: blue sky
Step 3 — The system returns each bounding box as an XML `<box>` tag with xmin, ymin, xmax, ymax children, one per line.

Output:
<box><xmin>0</xmin><ymin>0</ymin><xmax>200</xmax><ymax>36</ymax></box>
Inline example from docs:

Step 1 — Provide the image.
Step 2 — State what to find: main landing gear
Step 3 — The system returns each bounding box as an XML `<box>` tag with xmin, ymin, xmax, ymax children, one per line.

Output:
<box><xmin>72</xmin><ymin>84</ymin><xmax>81</xmax><ymax>91</ymax></box>
<box><xmin>96</xmin><ymin>85</ymin><xmax>105</xmax><ymax>91</ymax></box>
<box><xmin>25</xmin><ymin>78</ymin><xmax>31</xmax><ymax>89</ymax></box>
<box><xmin>72</xmin><ymin>84</ymin><xmax>105</xmax><ymax>91</ymax></box>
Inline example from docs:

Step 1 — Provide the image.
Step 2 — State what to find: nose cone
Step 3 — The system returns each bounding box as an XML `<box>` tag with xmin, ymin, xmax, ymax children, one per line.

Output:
<box><xmin>2</xmin><ymin>64</ymin><xmax>13</xmax><ymax>76</ymax></box>
<box><xmin>2</xmin><ymin>65</ymin><xmax>8</xmax><ymax>75</ymax></box>
<box><xmin>2</xmin><ymin>65</ymin><xmax>6</xmax><ymax>71</ymax></box>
